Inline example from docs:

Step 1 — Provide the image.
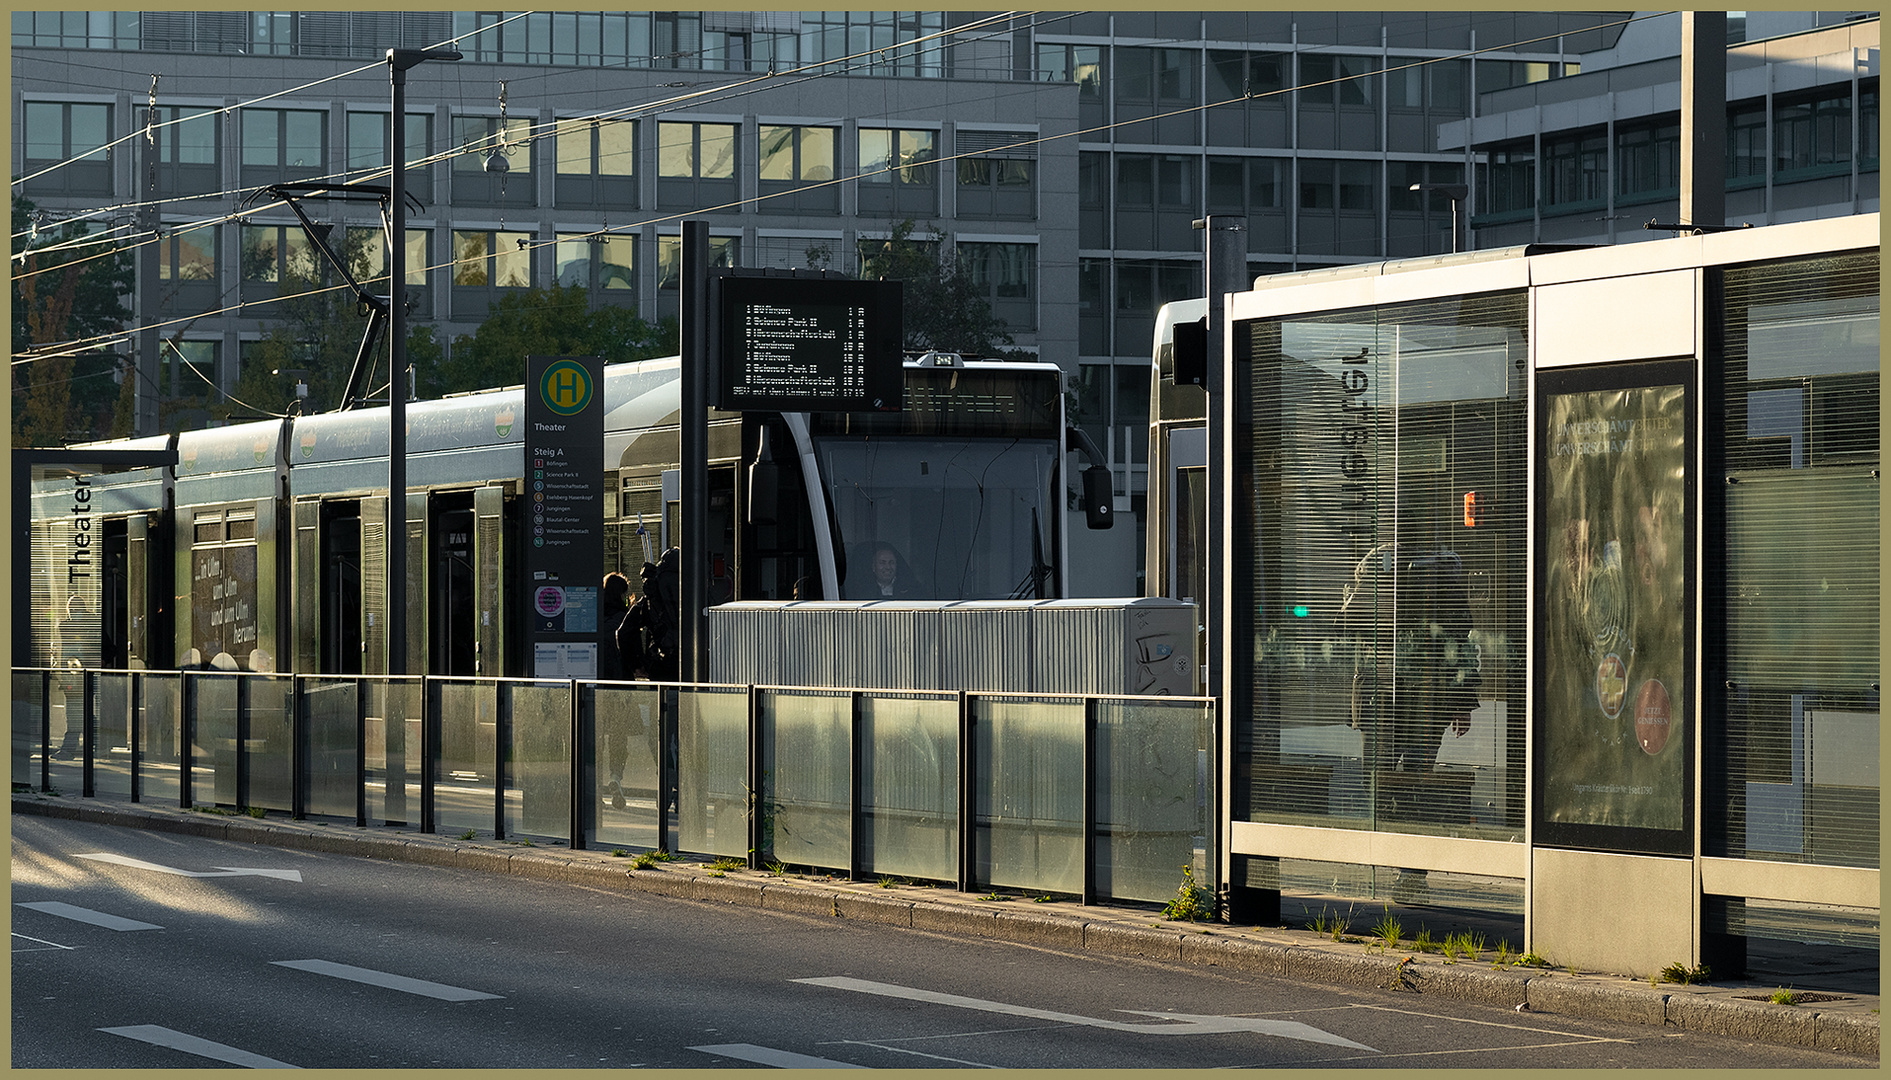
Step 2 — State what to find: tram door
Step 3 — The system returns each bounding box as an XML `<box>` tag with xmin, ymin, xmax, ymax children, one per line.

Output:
<box><xmin>311</xmin><ymin>501</ymin><xmax>364</xmax><ymax>675</ymax></box>
<box><xmin>428</xmin><ymin>492</ymin><xmax>478</xmax><ymax>676</ymax></box>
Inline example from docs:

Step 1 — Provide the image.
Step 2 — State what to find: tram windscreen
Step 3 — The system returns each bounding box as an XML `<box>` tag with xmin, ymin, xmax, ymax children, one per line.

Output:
<box><xmin>818</xmin><ymin>437</ymin><xmax>1059</xmax><ymax>601</ymax></box>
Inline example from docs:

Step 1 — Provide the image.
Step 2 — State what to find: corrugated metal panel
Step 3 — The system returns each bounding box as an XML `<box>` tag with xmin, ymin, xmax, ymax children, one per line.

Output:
<box><xmin>709</xmin><ymin>599</ymin><xmax>1196</xmax><ymax>695</ymax></box>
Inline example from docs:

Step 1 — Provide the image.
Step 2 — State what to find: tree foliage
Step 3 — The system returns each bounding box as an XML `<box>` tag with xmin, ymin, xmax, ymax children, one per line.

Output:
<box><xmin>420</xmin><ymin>285</ymin><xmax>676</xmax><ymax>398</ymax></box>
<box><xmin>11</xmin><ymin>195</ymin><xmax>136</xmax><ymax>446</ymax></box>
<box><xmin>854</xmin><ymin>219</ymin><xmax>1017</xmax><ymax>357</ymax></box>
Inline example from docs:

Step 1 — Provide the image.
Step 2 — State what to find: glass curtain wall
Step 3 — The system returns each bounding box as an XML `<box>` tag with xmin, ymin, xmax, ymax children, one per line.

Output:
<box><xmin>1232</xmin><ymin>291</ymin><xmax>1528</xmax><ymax>843</ymax></box>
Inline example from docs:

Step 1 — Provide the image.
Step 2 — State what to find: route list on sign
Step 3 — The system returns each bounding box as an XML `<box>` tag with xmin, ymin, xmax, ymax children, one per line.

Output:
<box><xmin>713</xmin><ymin>275</ymin><xmax>902</xmax><ymax>413</ymax></box>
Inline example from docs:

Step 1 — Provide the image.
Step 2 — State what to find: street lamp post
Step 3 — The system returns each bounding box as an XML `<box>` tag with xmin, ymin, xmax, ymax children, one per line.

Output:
<box><xmin>386</xmin><ymin>46</ymin><xmax>459</xmax><ymax>679</ymax></box>
<box><xmin>1409</xmin><ymin>182</ymin><xmax>1469</xmax><ymax>254</ymax></box>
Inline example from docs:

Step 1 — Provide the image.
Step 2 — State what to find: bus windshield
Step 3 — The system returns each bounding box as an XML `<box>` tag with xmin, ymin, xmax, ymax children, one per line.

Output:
<box><xmin>818</xmin><ymin>436</ymin><xmax>1058</xmax><ymax>601</ymax></box>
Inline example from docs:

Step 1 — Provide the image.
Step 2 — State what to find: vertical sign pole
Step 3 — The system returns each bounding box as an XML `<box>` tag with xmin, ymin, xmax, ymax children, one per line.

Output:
<box><xmin>680</xmin><ymin>222</ymin><xmax>710</xmax><ymax>684</ymax></box>
<box><xmin>387</xmin><ymin>57</ymin><xmax>410</xmax><ymax>684</ymax></box>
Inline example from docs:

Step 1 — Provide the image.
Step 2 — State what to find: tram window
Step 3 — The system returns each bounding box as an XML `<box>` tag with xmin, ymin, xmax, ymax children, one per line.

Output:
<box><xmin>227</xmin><ymin>516</ymin><xmax>255</xmax><ymax>541</ymax></box>
<box><xmin>195</xmin><ymin>517</ymin><xmax>223</xmax><ymax>543</ymax></box>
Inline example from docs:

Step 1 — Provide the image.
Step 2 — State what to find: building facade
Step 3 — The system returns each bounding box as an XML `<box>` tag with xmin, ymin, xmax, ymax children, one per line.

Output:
<box><xmin>11</xmin><ymin>11</ymin><xmax>1878</xmax><ymax>595</ymax></box>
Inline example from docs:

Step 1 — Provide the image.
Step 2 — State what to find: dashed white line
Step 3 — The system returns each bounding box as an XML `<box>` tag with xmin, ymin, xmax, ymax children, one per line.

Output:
<box><xmin>270</xmin><ymin>959</ymin><xmax>502</xmax><ymax>1001</ymax></box>
<box><xmin>98</xmin><ymin>1025</ymin><xmax>298</xmax><ymax>1069</ymax></box>
<box><xmin>18</xmin><ymin>901</ymin><xmax>162</xmax><ymax>931</ymax></box>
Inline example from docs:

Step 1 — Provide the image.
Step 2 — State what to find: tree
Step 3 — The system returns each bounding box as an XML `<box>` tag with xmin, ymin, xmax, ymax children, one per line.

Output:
<box><xmin>422</xmin><ymin>284</ymin><xmax>676</xmax><ymax>398</ymax></box>
<box><xmin>233</xmin><ymin>227</ymin><xmax>443</xmax><ymax>418</ymax></box>
<box><xmin>854</xmin><ymin>218</ymin><xmax>1018</xmax><ymax>357</ymax></box>
<box><xmin>11</xmin><ymin>194</ymin><xmax>136</xmax><ymax>446</ymax></box>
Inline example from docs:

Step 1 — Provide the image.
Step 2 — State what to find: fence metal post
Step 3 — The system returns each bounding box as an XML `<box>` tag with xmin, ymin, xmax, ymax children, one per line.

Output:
<box><xmin>494</xmin><ymin>682</ymin><xmax>508</xmax><ymax>840</ymax></box>
<box><xmin>849</xmin><ymin>690</ymin><xmax>864</xmax><ymax>881</ymax></box>
<box><xmin>957</xmin><ymin>690</ymin><xmax>972</xmax><ymax>893</ymax></box>
<box><xmin>354</xmin><ymin>677</ymin><xmax>368</xmax><ymax>828</ymax></box>
<box><xmin>180</xmin><ymin>671</ymin><xmax>195</xmax><ymax>809</ymax></box>
<box><xmin>290</xmin><ymin>675</ymin><xmax>305</xmax><ymax>819</ymax></box>
<box><xmin>130</xmin><ymin>673</ymin><xmax>143</xmax><ymax>803</ymax></box>
<box><xmin>657</xmin><ymin>686</ymin><xmax>674</xmax><ymax>854</ymax></box>
<box><xmin>420</xmin><ymin>678</ymin><xmax>437</xmax><ymax>835</ymax></box>
<box><xmin>1082</xmin><ymin>696</ymin><xmax>1097</xmax><ymax>906</ymax></box>
<box><xmin>235</xmin><ymin>674</ymin><xmax>251</xmax><ymax>811</ymax></box>
<box><xmin>747</xmin><ymin>685</ymin><xmax>763</xmax><ymax>869</ymax></box>
<box><xmin>569</xmin><ymin>679</ymin><xmax>585</xmax><ymax>850</ymax></box>
<box><xmin>39</xmin><ymin>670</ymin><xmax>50</xmax><ymax>794</ymax></box>
<box><xmin>81</xmin><ymin>669</ymin><xmax>96</xmax><ymax>798</ymax></box>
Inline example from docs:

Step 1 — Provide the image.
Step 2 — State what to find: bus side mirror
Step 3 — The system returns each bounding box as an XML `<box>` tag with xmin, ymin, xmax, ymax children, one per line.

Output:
<box><xmin>1083</xmin><ymin>465</ymin><xmax>1113</xmax><ymax>530</ymax></box>
<box><xmin>1173</xmin><ymin>317</ymin><xmax>1208</xmax><ymax>387</ymax></box>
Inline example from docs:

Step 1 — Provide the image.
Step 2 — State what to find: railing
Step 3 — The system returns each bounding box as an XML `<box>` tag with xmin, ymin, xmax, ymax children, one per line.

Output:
<box><xmin>11</xmin><ymin>667</ymin><xmax>1217</xmax><ymax>906</ymax></box>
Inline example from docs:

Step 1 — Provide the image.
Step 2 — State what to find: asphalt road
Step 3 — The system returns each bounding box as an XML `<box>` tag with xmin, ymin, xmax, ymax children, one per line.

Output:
<box><xmin>11</xmin><ymin>816</ymin><xmax>1871</xmax><ymax>1070</ymax></box>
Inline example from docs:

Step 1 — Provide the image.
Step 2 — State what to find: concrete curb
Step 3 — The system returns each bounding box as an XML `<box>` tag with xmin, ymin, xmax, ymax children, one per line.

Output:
<box><xmin>13</xmin><ymin>794</ymin><xmax>1877</xmax><ymax>1059</ymax></box>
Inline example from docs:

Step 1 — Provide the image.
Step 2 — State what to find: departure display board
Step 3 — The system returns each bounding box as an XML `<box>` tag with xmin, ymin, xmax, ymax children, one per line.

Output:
<box><xmin>712</xmin><ymin>275</ymin><xmax>903</xmax><ymax>412</ymax></box>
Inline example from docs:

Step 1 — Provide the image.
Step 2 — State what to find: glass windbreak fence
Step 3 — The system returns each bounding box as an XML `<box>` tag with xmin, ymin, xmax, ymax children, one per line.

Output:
<box><xmin>14</xmin><ymin>669</ymin><xmax>1215</xmax><ymax>908</ymax></box>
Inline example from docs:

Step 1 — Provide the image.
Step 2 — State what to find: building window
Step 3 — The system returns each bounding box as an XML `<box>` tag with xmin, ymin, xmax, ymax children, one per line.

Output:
<box><xmin>960</xmin><ymin>241</ymin><xmax>1036</xmax><ymax>331</ymax></box>
<box><xmin>956</xmin><ymin>131</ymin><xmax>1036</xmax><ymax>221</ymax></box>
<box><xmin>1543</xmin><ymin>129</ymin><xmax>1608</xmax><ymax>210</ymax></box>
<box><xmin>757</xmin><ymin>124</ymin><xmax>838</xmax><ymax>214</ymax></box>
<box><xmin>1617</xmin><ymin>120</ymin><xmax>1681</xmax><ymax>203</ymax></box>
<box><xmin>1299</xmin><ymin>54</ymin><xmax>1376</xmax><ymax>108</ymax></box>
<box><xmin>1115</xmin><ymin>153</ymin><xmax>1196</xmax><ymax>250</ymax></box>
<box><xmin>451</xmin><ymin>229</ymin><xmax>533</xmax><ymax>318</ymax></box>
<box><xmin>346</xmin><ymin>226</ymin><xmax>431</xmax><ymax>320</ymax></box>
<box><xmin>657</xmin><ymin>121</ymin><xmax>738</xmax><ymax>211</ymax></box>
<box><xmin>1115</xmin><ymin>46</ymin><xmax>1199</xmax><ymax>142</ymax></box>
<box><xmin>1114</xmin><ymin>259</ymin><xmax>1195</xmax><ymax>360</ymax></box>
<box><xmin>1858</xmin><ymin>83</ymin><xmax>1878</xmax><ymax>173</ymax></box>
<box><xmin>1207</xmin><ymin>156</ymin><xmax>1283</xmax><ymax>215</ymax></box>
<box><xmin>858</xmin><ymin>128</ymin><xmax>937</xmax><ymax>217</ymax></box>
<box><xmin>1078</xmin><ymin>257</ymin><xmax>1108</xmax><ymax>356</ymax></box>
<box><xmin>1774</xmin><ymin>89</ymin><xmax>1853</xmax><ymax>179</ymax></box>
<box><xmin>451</xmin><ymin>115</ymin><xmax>534</xmax><ymax>206</ymax></box>
<box><xmin>151</xmin><ymin>105</ymin><xmax>219</xmax><ymax>197</ymax></box>
<box><xmin>160</xmin><ymin>225</ymin><xmax>218</xmax><ymax>283</ymax></box>
<box><xmin>163</xmin><ymin>340</ymin><xmax>220</xmax><ymax>402</ymax></box>
<box><xmin>1476</xmin><ymin>59</ymin><xmax>1554</xmax><ymax>93</ymax></box>
<box><xmin>1205</xmin><ymin>49</ymin><xmax>1290</xmax><ymax>148</ymax></box>
<box><xmin>1298</xmin><ymin>159</ymin><xmax>1376</xmax><ymax>211</ymax></box>
<box><xmin>240</xmin><ymin>224</ymin><xmax>318</xmax><ymax>301</ymax></box>
<box><xmin>1386</xmin><ymin>162</ymin><xmax>1466</xmax><ymax>258</ymax></box>
<box><xmin>347</xmin><ymin>111</ymin><xmax>432</xmax><ymax>201</ymax></box>
<box><xmin>241</xmin><ymin>108</ymin><xmax>326</xmax><ymax>189</ymax></box>
<box><xmin>1479</xmin><ymin>141</ymin><xmax>1536</xmax><ymax>218</ymax></box>
<box><xmin>251</xmin><ymin>12</ymin><xmax>294</xmax><ymax>54</ymax></box>
<box><xmin>1728</xmin><ymin>102</ymin><xmax>1768</xmax><ymax>185</ymax></box>
<box><xmin>20</xmin><ymin>101</ymin><xmax>113</xmax><ymax>197</ymax></box>
<box><xmin>14</xmin><ymin>11</ymin><xmax>141</xmax><ymax>49</ymax></box>
<box><xmin>654</xmin><ymin>234</ymin><xmax>736</xmax><ymax>322</ymax></box>
<box><xmin>1036</xmin><ymin>43</ymin><xmax>1102</xmax><ymax>95</ymax></box>
<box><xmin>556</xmin><ymin>233</ymin><xmax>636</xmax><ymax>307</ymax></box>
<box><xmin>555</xmin><ymin>117</ymin><xmax>635</xmax><ymax>209</ymax></box>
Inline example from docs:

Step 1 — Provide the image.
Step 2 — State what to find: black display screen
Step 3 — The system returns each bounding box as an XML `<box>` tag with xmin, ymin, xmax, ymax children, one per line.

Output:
<box><xmin>713</xmin><ymin>275</ymin><xmax>903</xmax><ymax>413</ymax></box>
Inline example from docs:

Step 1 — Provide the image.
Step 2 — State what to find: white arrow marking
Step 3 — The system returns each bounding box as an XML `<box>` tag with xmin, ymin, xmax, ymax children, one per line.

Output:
<box><xmin>794</xmin><ymin>976</ymin><xmax>1377</xmax><ymax>1052</ymax></box>
<box><xmin>75</xmin><ymin>853</ymin><xmax>302</xmax><ymax>881</ymax></box>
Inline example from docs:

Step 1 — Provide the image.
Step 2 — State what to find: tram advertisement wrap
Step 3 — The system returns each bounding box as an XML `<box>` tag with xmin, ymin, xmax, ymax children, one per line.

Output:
<box><xmin>524</xmin><ymin>354</ymin><xmax>606</xmax><ymax>679</ymax></box>
<box><xmin>190</xmin><ymin>543</ymin><xmax>258</xmax><ymax>668</ymax></box>
<box><xmin>1542</xmin><ymin>383</ymin><xmax>1686</xmax><ymax>832</ymax></box>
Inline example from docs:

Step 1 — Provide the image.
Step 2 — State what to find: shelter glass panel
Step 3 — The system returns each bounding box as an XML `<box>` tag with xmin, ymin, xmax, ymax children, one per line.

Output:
<box><xmin>303</xmin><ymin>679</ymin><xmax>360</xmax><ymax>819</ymax></box>
<box><xmin>505</xmin><ymin>682</ymin><xmax>572</xmax><ymax>842</ymax></box>
<box><xmin>975</xmin><ymin>698</ymin><xmax>1083</xmax><ymax>895</ymax></box>
<box><xmin>1095</xmin><ymin>699</ymin><xmax>1212</xmax><ymax>903</ymax></box>
<box><xmin>761</xmin><ymin>690</ymin><xmax>851</xmax><ymax>871</ymax></box>
<box><xmin>860</xmin><ymin>694</ymin><xmax>958</xmax><ymax>883</ymax></box>
<box><xmin>677</xmin><ymin>688</ymin><xmax>749</xmax><ymax>858</ymax></box>
<box><xmin>138</xmin><ymin>674</ymin><xmax>182</xmax><ymax>806</ymax></box>
<box><xmin>1709</xmin><ymin>250</ymin><xmax>1880</xmax><ymax>869</ymax></box>
<box><xmin>436</xmin><ymin>680</ymin><xmax>499</xmax><ymax>835</ymax></box>
<box><xmin>1232</xmin><ymin>291</ymin><xmax>1528</xmax><ymax>841</ymax></box>
<box><xmin>590</xmin><ymin>685</ymin><xmax>664</xmax><ymax>851</ymax></box>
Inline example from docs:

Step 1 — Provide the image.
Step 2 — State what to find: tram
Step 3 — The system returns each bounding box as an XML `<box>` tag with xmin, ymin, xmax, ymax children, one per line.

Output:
<box><xmin>29</xmin><ymin>353</ymin><xmax>1103</xmax><ymax>679</ymax></box>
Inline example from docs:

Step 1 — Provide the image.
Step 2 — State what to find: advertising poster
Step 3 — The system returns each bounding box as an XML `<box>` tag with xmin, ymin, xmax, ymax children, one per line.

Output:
<box><xmin>524</xmin><ymin>355</ymin><xmax>605</xmax><ymax>680</ymax></box>
<box><xmin>1542</xmin><ymin>383</ymin><xmax>1686</xmax><ymax>833</ymax></box>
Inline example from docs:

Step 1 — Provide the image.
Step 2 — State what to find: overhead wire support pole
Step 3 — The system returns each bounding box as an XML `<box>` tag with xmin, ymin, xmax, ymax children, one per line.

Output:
<box><xmin>680</xmin><ymin>221</ymin><xmax>711</xmax><ymax>684</ymax></box>
<box><xmin>387</xmin><ymin>46</ymin><xmax>461</xmax><ymax>682</ymax></box>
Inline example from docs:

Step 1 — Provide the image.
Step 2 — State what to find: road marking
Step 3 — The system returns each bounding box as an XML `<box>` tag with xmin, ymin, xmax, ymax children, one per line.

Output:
<box><xmin>271</xmin><ymin>959</ymin><xmax>502</xmax><ymax>1001</ymax></box>
<box><xmin>795</xmin><ymin>976</ymin><xmax>1377</xmax><ymax>1052</ymax></box>
<box><xmin>689</xmin><ymin>1043</ymin><xmax>866</xmax><ymax>1069</ymax></box>
<box><xmin>76</xmin><ymin>852</ymin><xmax>303</xmax><ymax>881</ymax></box>
<box><xmin>98</xmin><ymin>1025</ymin><xmax>298</xmax><ymax>1069</ymax></box>
<box><xmin>830</xmin><ymin>1040</ymin><xmax>1000</xmax><ymax>1068</ymax></box>
<box><xmin>12</xmin><ymin>931</ymin><xmax>78</xmax><ymax>950</ymax></box>
<box><xmin>17</xmin><ymin>901</ymin><xmax>162</xmax><ymax>932</ymax></box>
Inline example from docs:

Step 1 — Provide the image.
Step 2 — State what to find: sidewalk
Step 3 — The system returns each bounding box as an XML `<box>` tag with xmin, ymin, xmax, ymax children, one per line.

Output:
<box><xmin>13</xmin><ymin>791</ymin><xmax>1878</xmax><ymax>1059</ymax></box>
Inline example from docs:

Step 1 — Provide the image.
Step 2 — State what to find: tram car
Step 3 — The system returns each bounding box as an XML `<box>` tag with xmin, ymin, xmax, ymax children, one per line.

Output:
<box><xmin>30</xmin><ymin>353</ymin><xmax>1100</xmax><ymax>681</ymax></box>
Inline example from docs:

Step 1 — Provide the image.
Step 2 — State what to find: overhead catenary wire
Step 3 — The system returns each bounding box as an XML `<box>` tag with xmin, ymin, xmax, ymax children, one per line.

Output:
<box><xmin>13</xmin><ymin>12</ymin><xmax>1664</xmax><ymax>365</ymax></box>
